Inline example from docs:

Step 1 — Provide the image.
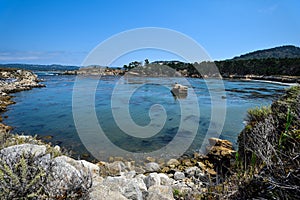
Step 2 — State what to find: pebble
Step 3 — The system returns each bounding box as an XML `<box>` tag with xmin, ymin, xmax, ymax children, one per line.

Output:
<box><xmin>174</xmin><ymin>171</ymin><xmax>185</xmax><ymax>180</ymax></box>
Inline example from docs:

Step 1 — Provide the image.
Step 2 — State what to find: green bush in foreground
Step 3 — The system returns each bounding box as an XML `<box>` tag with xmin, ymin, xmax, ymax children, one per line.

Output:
<box><xmin>0</xmin><ymin>151</ymin><xmax>92</xmax><ymax>199</ymax></box>
<box><xmin>234</xmin><ymin>86</ymin><xmax>300</xmax><ymax>199</ymax></box>
<box><xmin>0</xmin><ymin>153</ymin><xmax>49</xmax><ymax>199</ymax></box>
<box><xmin>247</xmin><ymin>105</ymin><xmax>272</xmax><ymax>123</ymax></box>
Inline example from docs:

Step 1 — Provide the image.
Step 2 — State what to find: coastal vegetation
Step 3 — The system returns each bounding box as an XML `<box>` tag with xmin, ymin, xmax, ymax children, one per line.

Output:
<box><xmin>117</xmin><ymin>45</ymin><xmax>300</xmax><ymax>83</ymax></box>
<box><xmin>0</xmin><ymin>135</ymin><xmax>93</xmax><ymax>199</ymax></box>
<box><xmin>0</xmin><ymin>68</ymin><xmax>298</xmax><ymax>199</ymax></box>
<box><xmin>217</xmin><ymin>86</ymin><xmax>300</xmax><ymax>199</ymax></box>
<box><xmin>0</xmin><ymin>44</ymin><xmax>299</xmax><ymax>199</ymax></box>
<box><xmin>216</xmin><ymin>57</ymin><xmax>300</xmax><ymax>76</ymax></box>
<box><xmin>175</xmin><ymin>86</ymin><xmax>300</xmax><ymax>199</ymax></box>
<box><xmin>233</xmin><ymin>45</ymin><xmax>300</xmax><ymax>60</ymax></box>
<box><xmin>3</xmin><ymin>46</ymin><xmax>300</xmax><ymax>83</ymax></box>
<box><xmin>139</xmin><ymin>57</ymin><xmax>300</xmax><ymax>78</ymax></box>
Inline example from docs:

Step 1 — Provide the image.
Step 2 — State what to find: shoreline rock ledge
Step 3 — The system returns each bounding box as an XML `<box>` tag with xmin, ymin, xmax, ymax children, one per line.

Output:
<box><xmin>0</xmin><ymin>134</ymin><xmax>235</xmax><ymax>199</ymax></box>
<box><xmin>0</xmin><ymin>68</ymin><xmax>45</xmax><ymax>94</ymax></box>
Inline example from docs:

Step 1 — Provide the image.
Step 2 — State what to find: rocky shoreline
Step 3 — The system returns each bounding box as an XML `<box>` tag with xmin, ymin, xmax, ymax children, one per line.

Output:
<box><xmin>0</xmin><ymin>68</ymin><xmax>236</xmax><ymax>199</ymax></box>
<box><xmin>1</xmin><ymin>68</ymin><xmax>298</xmax><ymax>199</ymax></box>
<box><xmin>0</xmin><ymin>68</ymin><xmax>45</xmax><ymax>133</ymax></box>
<box><xmin>63</xmin><ymin>66</ymin><xmax>300</xmax><ymax>84</ymax></box>
<box><xmin>63</xmin><ymin>66</ymin><xmax>124</xmax><ymax>76</ymax></box>
<box><xmin>223</xmin><ymin>74</ymin><xmax>300</xmax><ymax>84</ymax></box>
<box><xmin>0</xmin><ymin>136</ymin><xmax>235</xmax><ymax>199</ymax></box>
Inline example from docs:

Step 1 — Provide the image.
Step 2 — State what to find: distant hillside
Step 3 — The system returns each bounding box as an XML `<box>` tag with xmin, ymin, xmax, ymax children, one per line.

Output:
<box><xmin>233</xmin><ymin>45</ymin><xmax>300</xmax><ymax>60</ymax></box>
<box><xmin>0</xmin><ymin>64</ymin><xmax>79</xmax><ymax>71</ymax></box>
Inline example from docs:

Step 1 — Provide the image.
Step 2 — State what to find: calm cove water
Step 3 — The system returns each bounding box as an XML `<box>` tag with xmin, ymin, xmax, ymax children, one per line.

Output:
<box><xmin>4</xmin><ymin>74</ymin><xmax>289</xmax><ymax>161</ymax></box>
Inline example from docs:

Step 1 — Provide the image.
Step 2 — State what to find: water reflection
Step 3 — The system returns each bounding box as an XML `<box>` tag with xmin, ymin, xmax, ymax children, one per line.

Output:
<box><xmin>171</xmin><ymin>91</ymin><xmax>188</xmax><ymax>99</ymax></box>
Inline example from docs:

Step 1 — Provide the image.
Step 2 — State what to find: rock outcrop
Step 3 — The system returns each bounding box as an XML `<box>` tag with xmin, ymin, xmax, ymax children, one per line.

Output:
<box><xmin>63</xmin><ymin>66</ymin><xmax>125</xmax><ymax>76</ymax></box>
<box><xmin>0</xmin><ymin>68</ymin><xmax>45</xmax><ymax>114</ymax></box>
<box><xmin>0</xmin><ymin>68</ymin><xmax>45</xmax><ymax>94</ymax></box>
<box><xmin>0</xmin><ymin>134</ymin><xmax>237</xmax><ymax>200</ymax></box>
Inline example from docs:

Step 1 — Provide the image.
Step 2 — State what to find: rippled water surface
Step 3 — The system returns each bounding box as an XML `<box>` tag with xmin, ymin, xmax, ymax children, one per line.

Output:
<box><xmin>4</xmin><ymin>75</ymin><xmax>289</xmax><ymax>161</ymax></box>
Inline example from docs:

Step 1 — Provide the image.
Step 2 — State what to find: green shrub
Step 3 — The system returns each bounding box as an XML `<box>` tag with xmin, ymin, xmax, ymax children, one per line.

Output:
<box><xmin>235</xmin><ymin>86</ymin><xmax>300</xmax><ymax>199</ymax></box>
<box><xmin>0</xmin><ymin>151</ymin><xmax>92</xmax><ymax>199</ymax></box>
<box><xmin>0</xmin><ymin>153</ymin><xmax>49</xmax><ymax>199</ymax></box>
<box><xmin>247</xmin><ymin>105</ymin><xmax>272</xmax><ymax>123</ymax></box>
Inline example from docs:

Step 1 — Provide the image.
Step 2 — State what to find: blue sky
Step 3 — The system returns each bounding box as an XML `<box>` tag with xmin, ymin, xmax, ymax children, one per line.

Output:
<box><xmin>0</xmin><ymin>0</ymin><xmax>299</xmax><ymax>66</ymax></box>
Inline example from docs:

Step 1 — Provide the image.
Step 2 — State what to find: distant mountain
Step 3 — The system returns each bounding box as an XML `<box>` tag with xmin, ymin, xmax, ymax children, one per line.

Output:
<box><xmin>233</xmin><ymin>45</ymin><xmax>300</xmax><ymax>60</ymax></box>
<box><xmin>0</xmin><ymin>63</ymin><xmax>80</xmax><ymax>71</ymax></box>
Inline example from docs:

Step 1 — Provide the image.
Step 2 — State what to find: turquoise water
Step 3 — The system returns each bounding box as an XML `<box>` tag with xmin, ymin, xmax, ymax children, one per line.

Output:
<box><xmin>4</xmin><ymin>75</ymin><xmax>288</xmax><ymax>161</ymax></box>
